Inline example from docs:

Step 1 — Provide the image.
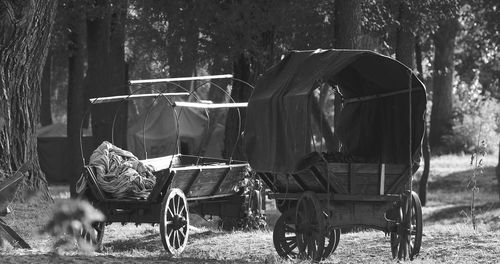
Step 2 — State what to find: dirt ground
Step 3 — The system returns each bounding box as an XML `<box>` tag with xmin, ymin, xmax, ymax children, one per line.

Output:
<box><xmin>1</xmin><ymin>155</ymin><xmax>499</xmax><ymax>263</ymax></box>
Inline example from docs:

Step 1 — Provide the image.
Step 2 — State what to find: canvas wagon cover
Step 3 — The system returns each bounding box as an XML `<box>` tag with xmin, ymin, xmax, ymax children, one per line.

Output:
<box><xmin>244</xmin><ymin>49</ymin><xmax>426</xmax><ymax>173</ymax></box>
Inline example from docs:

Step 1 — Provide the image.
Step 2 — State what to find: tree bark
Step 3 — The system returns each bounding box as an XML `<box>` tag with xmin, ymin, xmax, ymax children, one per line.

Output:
<box><xmin>333</xmin><ymin>0</ymin><xmax>363</xmax><ymax>151</ymax></box>
<box><xmin>395</xmin><ymin>1</ymin><xmax>415</xmax><ymax>69</ymax></box>
<box><xmin>429</xmin><ymin>19</ymin><xmax>459</xmax><ymax>153</ymax></box>
<box><xmin>223</xmin><ymin>53</ymin><xmax>253</xmax><ymax>160</ymax></box>
<box><xmin>109</xmin><ymin>0</ymin><xmax>128</xmax><ymax>149</ymax></box>
<box><xmin>497</xmin><ymin>140</ymin><xmax>500</xmax><ymax>200</ymax></box>
<box><xmin>87</xmin><ymin>0</ymin><xmax>114</xmax><ymax>148</ymax></box>
<box><xmin>312</xmin><ymin>97</ymin><xmax>336</xmax><ymax>152</ymax></box>
<box><xmin>40</xmin><ymin>52</ymin><xmax>53</xmax><ymax>126</ymax></box>
<box><xmin>197</xmin><ymin>54</ymin><xmax>231</xmax><ymax>157</ymax></box>
<box><xmin>334</xmin><ymin>0</ymin><xmax>362</xmax><ymax>49</ymax></box>
<box><xmin>0</xmin><ymin>0</ymin><xmax>58</xmax><ymax>198</ymax></box>
<box><xmin>67</xmin><ymin>2</ymin><xmax>86</xmax><ymax>197</ymax></box>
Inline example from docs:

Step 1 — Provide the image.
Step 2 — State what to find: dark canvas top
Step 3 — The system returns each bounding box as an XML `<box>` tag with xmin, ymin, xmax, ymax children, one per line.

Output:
<box><xmin>244</xmin><ymin>49</ymin><xmax>427</xmax><ymax>173</ymax></box>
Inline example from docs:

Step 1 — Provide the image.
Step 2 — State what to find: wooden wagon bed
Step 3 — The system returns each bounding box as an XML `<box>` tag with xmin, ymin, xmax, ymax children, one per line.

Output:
<box><xmin>81</xmin><ymin>154</ymin><xmax>248</xmax><ymax>223</ymax></box>
<box><xmin>260</xmin><ymin>162</ymin><xmax>409</xmax><ymax>199</ymax></box>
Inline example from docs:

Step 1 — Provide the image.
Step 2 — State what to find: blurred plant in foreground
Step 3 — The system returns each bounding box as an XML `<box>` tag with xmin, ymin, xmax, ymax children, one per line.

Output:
<box><xmin>40</xmin><ymin>199</ymin><xmax>104</xmax><ymax>253</ymax></box>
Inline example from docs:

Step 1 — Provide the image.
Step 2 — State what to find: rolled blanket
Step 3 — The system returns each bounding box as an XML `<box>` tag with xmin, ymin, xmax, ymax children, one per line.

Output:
<box><xmin>88</xmin><ymin>141</ymin><xmax>156</xmax><ymax>199</ymax></box>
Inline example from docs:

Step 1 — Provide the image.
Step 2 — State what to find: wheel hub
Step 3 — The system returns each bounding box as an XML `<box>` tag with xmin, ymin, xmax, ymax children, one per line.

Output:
<box><xmin>172</xmin><ymin>215</ymin><xmax>187</xmax><ymax>230</ymax></box>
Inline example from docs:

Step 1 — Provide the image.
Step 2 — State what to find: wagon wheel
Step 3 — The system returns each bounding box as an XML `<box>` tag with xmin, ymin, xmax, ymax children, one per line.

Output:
<box><xmin>160</xmin><ymin>188</ymin><xmax>189</xmax><ymax>255</ymax></box>
<box><xmin>322</xmin><ymin>228</ymin><xmax>341</xmax><ymax>259</ymax></box>
<box><xmin>295</xmin><ymin>191</ymin><xmax>326</xmax><ymax>261</ymax></box>
<box><xmin>273</xmin><ymin>207</ymin><xmax>339</xmax><ymax>261</ymax></box>
<box><xmin>391</xmin><ymin>191</ymin><xmax>422</xmax><ymax>260</ymax></box>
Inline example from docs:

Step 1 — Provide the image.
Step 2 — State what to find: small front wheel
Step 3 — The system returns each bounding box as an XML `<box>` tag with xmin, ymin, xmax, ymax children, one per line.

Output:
<box><xmin>160</xmin><ymin>188</ymin><xmax>189</xmax><ymax>255</ymax></box>
<box><xmin>296</xmin><ymin>191</ymin><xmax>326</xmax><ymax>261</ymax></box>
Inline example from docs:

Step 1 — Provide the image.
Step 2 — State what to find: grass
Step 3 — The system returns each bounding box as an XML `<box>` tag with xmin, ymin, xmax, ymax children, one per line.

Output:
<box><xmin>0</xmin><ymin>154</ymin><xmax>499</xmax><ymax>263</ymax></box>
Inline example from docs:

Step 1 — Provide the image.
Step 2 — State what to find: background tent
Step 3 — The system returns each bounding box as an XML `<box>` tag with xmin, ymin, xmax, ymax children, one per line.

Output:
<box><xmin>37</xmin><ymin>123</ymin><xmax>93</xmax><ymax>183</ymax></box>
<box><xmin>38</xmin><ymin>101</ymin><xmax>225</xmax><ymax>183</ymax></box>
<box><xmin>127</xmin><ymin>102</ymin><xmax>225</xmax><ymax>160</ymax></box>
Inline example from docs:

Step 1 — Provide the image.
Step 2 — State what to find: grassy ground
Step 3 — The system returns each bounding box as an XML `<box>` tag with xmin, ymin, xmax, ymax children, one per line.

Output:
<box><xmin>0</xmin><ymin>154</ymin><xmax>499</xmax><ymax>263</ymax></box>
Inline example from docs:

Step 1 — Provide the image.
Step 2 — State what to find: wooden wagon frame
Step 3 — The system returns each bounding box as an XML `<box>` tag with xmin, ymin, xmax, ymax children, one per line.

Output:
<box><xmin>244</xmin><ymin>49</ymin><xmax>427</xmax><ymax>261</ymax></box>
<box><xmin>76</xmin><ymin>74</ymin><xmax>256</xmax><ymax>254</ymax></box>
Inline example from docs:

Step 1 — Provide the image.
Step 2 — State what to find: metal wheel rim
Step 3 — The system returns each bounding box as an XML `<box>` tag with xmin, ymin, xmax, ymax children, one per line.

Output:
<box><xmin>273</xmin><ymin>208</ymin><xmax>340</xmax><ymax>260</ymax></box>
<box><xmin>160</xmin><ymin>188</ymin><xmax>189</xmax><ymax>255</ymax></box>
<box><xmin>391</xmin><ymin>191</ymin><xmax>423</xmax><ymax>260</ymax></box>
<box><xmin>273</xmin><ymin>208</ymin><xmax>299</xmax><ymax>259</ymax></box>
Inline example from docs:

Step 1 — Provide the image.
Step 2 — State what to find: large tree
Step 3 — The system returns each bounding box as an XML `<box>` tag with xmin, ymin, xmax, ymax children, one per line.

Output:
<box><xmin>66</xmin><ymin>0</ymin><xmax>87</xmax><ymax>196</ymax></box>
<box><xmin>332</xmin><ymin>0</ymin><xmax>363</xmax><ymax>151</ymax></box>
<box><xmin>86</xmin><ymin>0</ymin><xmax>128</xmax><ymax>149</ymax></box>
<box><xmin>429</xmin><ymin>14</ymin><xmax>460</xmax><ymax>152</ymax></box>
<box><xmin>0</xmin><ymin>0</ymin><xmax>58</xmax><ymax>197</ymax></box>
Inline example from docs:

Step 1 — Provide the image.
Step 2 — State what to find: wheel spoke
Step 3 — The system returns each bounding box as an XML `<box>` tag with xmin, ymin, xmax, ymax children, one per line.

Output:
<box><xmin>179</xmin><ymin>204</ymin><xmax>186</xmax><ymax>215</ymax></box>
<box><xmin>168</xmin><ymin>202</ymin><xmax>174</xmax><ymax>217</ymax></box>
<box><xmin>174</xmin><ymin>230</ymin><xmax>179</xmax><ymax>248</ymax></box>
<box><xmin>176</xmin><ymin>195</ymin><xmax>181</xmax><ymax>215</ymax></box>
<box><xmin>175</xmin><ymin>230</ymin><xmax>182</xmax><ymax>248</ymax></box>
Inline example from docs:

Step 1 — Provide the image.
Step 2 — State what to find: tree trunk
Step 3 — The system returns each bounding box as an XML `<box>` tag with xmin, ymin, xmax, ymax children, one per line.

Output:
<box><xmin>197</xmin><ymin>54</ymin><xmax>231</xmax><ymax>157</ymax></box>
<box><xmin>40</xmin><ymin>52</ymin><xmax>53</xmax><ymax>126</ymax></box>
<box><xmin>0</xmin><ymin>0</ymin><xmax>58</xmax><ymax>199</ymax></box>
<box><xmin>312</xmin><ymin>97</ymin><xmax>336</xmax><ymax>152</ymax></box>
<box><xmin>223</xmin><ymin>53</ymin><xmax>253</xmax><ymax>160</ymax></box>
<box><xmin>334</xmin><ymin>0</ymin><xmax>362</xmax><ymax>49</ymax></box>
<box><xmin>429</xmin><ymin>19</ymin><xmax>459</xmax><ymax>153</ymax></box>
<box><xmin>87</xmin><ymin>0</ymin><xmax>113</xmax><ymax>148</ymax></box>
<box><xmin>415</xmin><ymin>35</ymin><xmax>431</xmax><ymax>206</ymax></box>
<box><xmin>497</xmin><ymin>140</ymin><xmax>500</xmax><ymax>200</ymax></box>
<box><xmin>67</xmin><ymin>3</ymin><xmax>86</xmax><ymax>197</ymax></box>
<box><xmin>395</xmin><ymin>1</ymin><xmax>415</xmax><ymax>69</ymax></box>
<box><xmin>333</xmin><ymin>0</ymin><xmax>362</xmax><ymax>151</ymax></box>
<box><xmin>109</xmin><ymin>0</ymin><xmax>128</xmax><ymax>149</ymax></box>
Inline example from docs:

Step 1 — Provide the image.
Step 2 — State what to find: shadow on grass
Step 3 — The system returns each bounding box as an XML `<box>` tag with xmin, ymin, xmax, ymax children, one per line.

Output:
<box><xmin>0</xmin><ymin>252</ymin><xmax>258</xmax><ymax>264</ymax></box>
<box><xmin>103</xmin><ymin>232</ymin><xmax>161</xmax><ymax>252</ymax></box>
<box><xmin>425</xmin><ymin>201</ymin><xmax>500</xmax><ymax>222</ymax></box>
<box><xmin>103</xmin><ymin>229</ymin><xmax>229</xmax><ymax>253</ymax></box>
<box><xmin>428</xmin><ymin>166</ymin><xmax>497</xmax><ymax>193</ymax></box>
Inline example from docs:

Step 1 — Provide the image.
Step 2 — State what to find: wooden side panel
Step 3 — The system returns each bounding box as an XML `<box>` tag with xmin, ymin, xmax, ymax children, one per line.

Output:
<box><xmin>325</xmin><ymin>201</ymin><xmax>395</xmax><ymax>231</ymax></box>
<box><xmin>325</xmin><ymin>163</ymin><xmax>407</xmax><ymax>195</ymax></box>
<box><xmin>294</xmin><ymin>169</ymin><xmax>326</xmax><ymax>192</ymax></box>
<box><xmin>259</xmin><ymin>163</ymin><xmax>407</xmax><ymax>195</ymax></box>
<box><xmin>272</xmin><ymin>173</ymin><xmax>305</xmax><ymax>193</ymax></box>
<box><xmin>182</xmin><ymin>168</ymin><xmax>228</xmax><ymax>197</ymax></box>
<box><xmin>170</xmin><ymin>170</ymin><xmax>200</xmax><ymax>195</ymax></box>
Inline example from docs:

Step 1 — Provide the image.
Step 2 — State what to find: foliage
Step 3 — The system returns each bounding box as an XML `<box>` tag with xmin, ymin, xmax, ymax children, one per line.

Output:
<box><xmin>43</xmin><ymin>0</ymin><xmax>500</xmax><ymax>155</ymax></box>
<box><xmin>220</xmin><ymin>168</ymin><xmax>267</xmax><ymax>231</ymax></box>
<box><xmin>442</xmin><ymin>85</ymin><xmax>500</xmax><ymax>153</ymax></box>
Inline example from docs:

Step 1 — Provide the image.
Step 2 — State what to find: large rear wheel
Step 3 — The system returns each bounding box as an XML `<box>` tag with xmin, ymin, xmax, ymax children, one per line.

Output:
<box><xmin>390</xmin><ymin>191</ymin><xmax>423</xmax><ymax>260</ymax></box>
